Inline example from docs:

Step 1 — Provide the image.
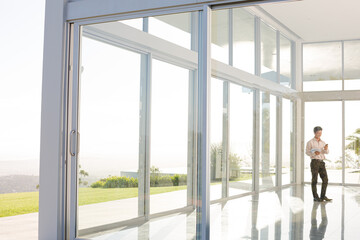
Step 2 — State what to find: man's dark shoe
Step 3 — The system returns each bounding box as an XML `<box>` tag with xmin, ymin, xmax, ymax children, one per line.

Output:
<box><xmin>321</xmin><ymin>196</ymin><xmax>332</xmax><ymax>201</ymax></box>
<box><xmin>314</xmin><ymin>197</ymin><xmax>323</xmax><ymax>202</ymax></box>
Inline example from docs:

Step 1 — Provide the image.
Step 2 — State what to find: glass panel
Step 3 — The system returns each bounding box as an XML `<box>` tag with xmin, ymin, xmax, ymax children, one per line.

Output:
<box><xmin>304</xmin><ymin>102</ymin><xmax>342</xmax><ymax>184</ymax></box>
<box><xmin>0</xmin><ymin>1</ymin><xmax>44</xmax><ymax>240</ymax></box>
<box><xmin>150</xmin><ymin>59</ymin><xmax>192</xmax><ymax>214</ymax></box>
<box><xmin>282</xmin><ymin>98</ymin><xmax>295</xmax><ymax>185</ymax></box>
<box><xmin>233</xmin><ymin>8</ymin><xmax>255</xmax><ymax>74</ymax></box>
<box><xmin>280</xmin><ymin>35</ymin><xmax>292</xmax><ymax>87</ymax></box>
<box><xmin>229</xmin><ymin>83</ymin><xmax>253</xmax><ymax>195</ymax></box>
<box><xmin>345</xmin><ymin>101</ymin><xmax>360</xmax><ymax>184</ymax></box>
<box><xmin>149</xmin><ymin>12</ymin><xmax>192</xmax><ymax>49</ymax></box>
<box><xmin>212</xmin><ymin>9</ymin><xmax>229</xmax><ymax>64</ymax></box>
<box><xmin>77</xmin><ymin>36</ymin><xmax>141</xmax><ymax>235</ymax></box>
<box><xmin>303</xmin><ymin>42</ymin><xmax>342</xmax><ymax>91</ymax></box>
<box><xmin>344</xmin><ymin>41</ymin><xmax>360</xmax><ymax>90</ymax></box>
<box><xmin>210</xmin><ymin>77</ymin><xmax>224</xmax><ymax>201</ymax></box>
<box><xmin>261</xmin><ymin>21</ymin><xmax>277</xmax><ymax>82</ymax></box>
<box><xmin>259</xmin><ymin>92</ymin><xmax>277</xmax><ymax>189</ymax></box>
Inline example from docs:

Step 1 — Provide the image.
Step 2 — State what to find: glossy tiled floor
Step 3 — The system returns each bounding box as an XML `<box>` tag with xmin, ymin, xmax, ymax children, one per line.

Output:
<box><xmin>89</xmin><ymin>184</ymin><xmax>360</xmax><ymax>240</ymax></box>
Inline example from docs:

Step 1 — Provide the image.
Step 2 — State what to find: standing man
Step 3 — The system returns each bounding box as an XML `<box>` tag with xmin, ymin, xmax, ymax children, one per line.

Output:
<box><xmin>306</xmin><ymin>126</ymin><xmax>332</xmax><ymax>202</ymax></box>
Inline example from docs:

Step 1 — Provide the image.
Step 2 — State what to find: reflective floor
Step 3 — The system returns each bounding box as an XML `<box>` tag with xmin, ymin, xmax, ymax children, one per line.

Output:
<box><xmin>88</xmin><ymin>184</ymin><xmax>360</xmax><ymax>240</ymax></box>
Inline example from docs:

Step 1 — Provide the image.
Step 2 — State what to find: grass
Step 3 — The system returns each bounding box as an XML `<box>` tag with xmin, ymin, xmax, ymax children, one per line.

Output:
<box><xmin>0</xmin><ymin>185</ymin><xmax>188</xmax><ymax>218</ymax></box>
<box><xmin>0</xmin><ymin>175</ymin><xmax>254</xmax><ymax>218</ymax></box>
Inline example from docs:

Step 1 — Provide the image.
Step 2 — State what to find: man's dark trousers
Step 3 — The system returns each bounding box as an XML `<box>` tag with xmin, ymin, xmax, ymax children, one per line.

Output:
<box><xmin>311</xmin><ymin>159</ymin><xmax>328</xmax><ymax>199</ymax></box>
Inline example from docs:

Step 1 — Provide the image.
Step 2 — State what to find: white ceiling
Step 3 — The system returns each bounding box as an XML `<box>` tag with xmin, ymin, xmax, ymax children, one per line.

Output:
<box><xmin>260</xmin><ymin>0</ymin><xmax>360</xmax><ymax>42</ymax></box>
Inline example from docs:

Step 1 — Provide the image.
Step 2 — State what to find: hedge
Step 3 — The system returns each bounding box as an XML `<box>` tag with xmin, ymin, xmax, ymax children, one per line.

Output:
<box><xmin>91</xmin><ymin>174</ymin><xmax>187</xmax><ymax>188</ymax></box>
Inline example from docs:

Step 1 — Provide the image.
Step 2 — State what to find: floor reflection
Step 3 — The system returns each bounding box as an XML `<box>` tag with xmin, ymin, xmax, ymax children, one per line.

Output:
<box><xmin>310</xmin><ymin>202</ymin><xmax>328</xmax><ymax>240</ymax></box>
<box><xmin>88</xmin><ymin>184</ymin><xmax>360</xmax><ymax>240</ymax></box>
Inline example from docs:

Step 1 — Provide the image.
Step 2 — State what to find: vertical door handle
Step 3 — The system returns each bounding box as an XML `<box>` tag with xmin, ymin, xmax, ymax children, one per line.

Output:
<box><xmin>70</xmin><ymin>130</ymin><xmax>79</xmax><ymax>156</ymax></box>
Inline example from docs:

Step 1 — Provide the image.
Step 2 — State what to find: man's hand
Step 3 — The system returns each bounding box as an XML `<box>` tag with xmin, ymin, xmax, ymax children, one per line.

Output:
<box><xmin>315</xmin><ymin>151</ymin><xmax>321</xmax><ymax>155</ymax></box>
<box><xmin>324</xmin><ymin>144</ymin><xmax>328</xmax><ymax>150</ymax></box>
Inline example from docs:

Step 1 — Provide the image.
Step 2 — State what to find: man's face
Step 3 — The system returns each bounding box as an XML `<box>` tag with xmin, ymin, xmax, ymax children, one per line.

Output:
<box><xmin>315</xmin><ymin>130</ymin><xmax>322</xmax><ymax>139</ymax></box>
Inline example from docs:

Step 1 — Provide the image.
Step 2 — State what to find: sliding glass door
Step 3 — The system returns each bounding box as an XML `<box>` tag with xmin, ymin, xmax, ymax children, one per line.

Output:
<box><xmin>67</xmin><ymin>10</ymin><xmax>199</xmax><ymax>239</ymax></box>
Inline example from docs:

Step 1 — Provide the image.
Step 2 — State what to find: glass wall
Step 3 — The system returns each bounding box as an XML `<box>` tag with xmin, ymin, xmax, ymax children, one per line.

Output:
<box><xmin>282</xmin><ymin>98</ymin><xmax>295</xmax><ymax>185</ymax></box>
<box><xmin>260</xmin><ymin>92</ymin><xmax>277</xmax><ymax>189</ymax></box>
<box><xmin>345</xmin><ymin>101</ymin><xmax>360</xmax><ymax>184</ymax></box>
<box><xmin>260</xmin><ymin>21</ymin><xmax>277</xmax><ymax>82</ymax></box>
<box><xmin>303</xmin><ymin>42</ymin><xmax>342</xmax><ymax>91</ymax></box>
<box><xmin>344</xmin><ymin>41</ymin><xmax>360</xmax><ymax>90</ymax></box>
<box><xmin>304</xmin><ymin>101</ymin><xmax>342</xmax><ymax>184</ymax></box>
<box><xmin>229</xmin><ymin>83</ymin><xmax>254</xmax><ymax>195</ymax></box>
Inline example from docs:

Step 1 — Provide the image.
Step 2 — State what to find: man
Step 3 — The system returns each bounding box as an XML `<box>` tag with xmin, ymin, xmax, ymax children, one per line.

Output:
<box><xmin>306</xmin><ymin>126</ymin><xmax>332</xmax><ymax>202</ymax></box>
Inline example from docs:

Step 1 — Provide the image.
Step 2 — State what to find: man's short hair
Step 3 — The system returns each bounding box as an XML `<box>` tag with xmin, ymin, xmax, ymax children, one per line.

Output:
<box><xmin>314</xmin><ymin>126</ymin><xmax>322</xmax><ymax>133</ymax></box>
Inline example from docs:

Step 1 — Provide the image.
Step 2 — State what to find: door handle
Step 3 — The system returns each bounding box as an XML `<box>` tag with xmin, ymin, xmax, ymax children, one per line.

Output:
<box><xmin>70</xmin><ymin>130</ymin><xmax>80</xmax><ymax>156</ymax></box>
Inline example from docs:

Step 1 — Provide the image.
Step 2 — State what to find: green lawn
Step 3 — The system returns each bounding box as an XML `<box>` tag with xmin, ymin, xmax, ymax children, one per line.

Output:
<box><xmin>0</xmin><ymin>185</ymin><xmax>188</xmax><ymax>218</ymax></box>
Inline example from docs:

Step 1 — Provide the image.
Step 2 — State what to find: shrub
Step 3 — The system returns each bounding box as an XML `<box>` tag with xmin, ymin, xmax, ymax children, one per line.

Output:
<box><xmin>91</xmin><ymin>176</ymin><xmax>138</xmax><ymax>188</ymax></box>
<box><xmin>171</xmin><ymin>175</ymin><xmax>180</xmax><ymax>186</ymax></box>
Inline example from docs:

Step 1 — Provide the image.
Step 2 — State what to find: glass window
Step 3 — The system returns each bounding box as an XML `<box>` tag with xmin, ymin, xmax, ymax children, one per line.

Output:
<box><xmin>229</xmin><ymin>83</ymin><xmax>254</xmax><ymax>195</ymax></box>
<box><xmin>282</xmin><ymin>98</ymin><xmax>295</xmax><ymax>185</ymax></box>
<box><xmin>345</xmin><ymin>101</ymin><xmax>360</xmax><ymax>184</ymax></box>
<box><xmin>260</xmin><ymin>92</ymin><xmax>277</xmax><ymax>189</ymax></box>
<box><xmin>233</xmin><ymin>8</ymin><xmax>255</xmax><ymax>74</ymax></box>
<box><xmin>344</xmin><ymin>41</ymin><xmax>360</xmax><ymax>90</ymax></box>
<box><xmin>280</xmin><ymin>35</ymin><xmax>292</xmax><ymax>87</ymax></box>
<box><xmin>303</xmin><ymin>42</ymin><xmax>342</xmax><ymax>91</ymax></box>
<box><xmin>210</xmin><ymin>77</ymin><xmax>225</xmax><ymax>201</ymax></box>
<box><xmin>149</xmin><ymin>12</ymin><xmax>193</xmax><ymax>49</ymax></box>
<box><xmin>150</xmin><ymin>59</ymin><xmax>192</xmax><ymax>214</ymax></box>
<box><xmin>304</xmin><ymin>101</ymin><xmax>342</xmax><ymax>184</ymax></box>
<box><xmin>77</xmin><ymin>36</ymin><xmax>142</xmax><ymax>235</ymax></box>
<box><xmin>261</xmin><ymin>21</ymin><xmax>277</xmax><ymax>82</ymax></box>
<box><xmin>211</xmin><ymin>9</ymin><xmax>229</xmax><ymax>64</ymax></box>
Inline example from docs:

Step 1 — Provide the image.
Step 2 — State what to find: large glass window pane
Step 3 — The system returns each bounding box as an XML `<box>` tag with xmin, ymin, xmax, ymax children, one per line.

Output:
<box><xmin>233</xmin><ymin>8</ymin><xmax>255</xmax><ymax>74</ymax></box>
<box><xmin>345</xmin><ymin>101</ymin><xmax>360</xmax><ymax>184</ymax></box>
<box><xmin>149</xmin><ymin>12</ymin><xmax>192</xmax><ymax>50</ymax></box>
<box><xmin>304</xmin><ymin>101</ymin><xmax>342</xmax><ymax>184</ymax></box>
<box><xmin>210</xmin><ymin>77</ymin><xmax>225</xmax><ymax>201</ymax></box>
<box><xmin>229</xmin><ymin>83</ymin><xmax>253</xmax><ymax>195</ymax></box>
<box><xmin>261</xmin><ymin>21</ymin><xmax>277</xmax><ymax>82</ymax></box>
<box><xmin>0</xmin><ymin>1</ymin><xmax>44</xmax><ymax>239</ymax></box>
<box><xmin>303</xmin><ymin>42</ymin><xmax>342</xmax><ymax>91</ymax></box>
<box><xmin>260</xmin><ymin>92</ymin><xmax>277</xmax><ymax>189</ymax></box>
<box><xmin>282</xmin><ymin>98</ymin><xmax>295</xmax><ymax>185</ymax></box>
<box><xmin>280</xmin><ymin>35</ymin><xmax>292</xmax><ymax>88</ymax></box>
<box><xmin>344</xmin><ymin>41</ymin><xmax>360</xmax><ymax>90</ymax></box>
<box><xmin>77</xmin><ymin>36</ymin><xmax>141</xmax><ymax>235</ymax></box>
<box><xmin>212</xmin><ymin>9</ymin><xmax>229</xmax><ymax>64</ymax></box>
<box><xmin>150</xmin><ymin>59</ymin><xmax>192</xmax><ymax>214</ymax></box>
